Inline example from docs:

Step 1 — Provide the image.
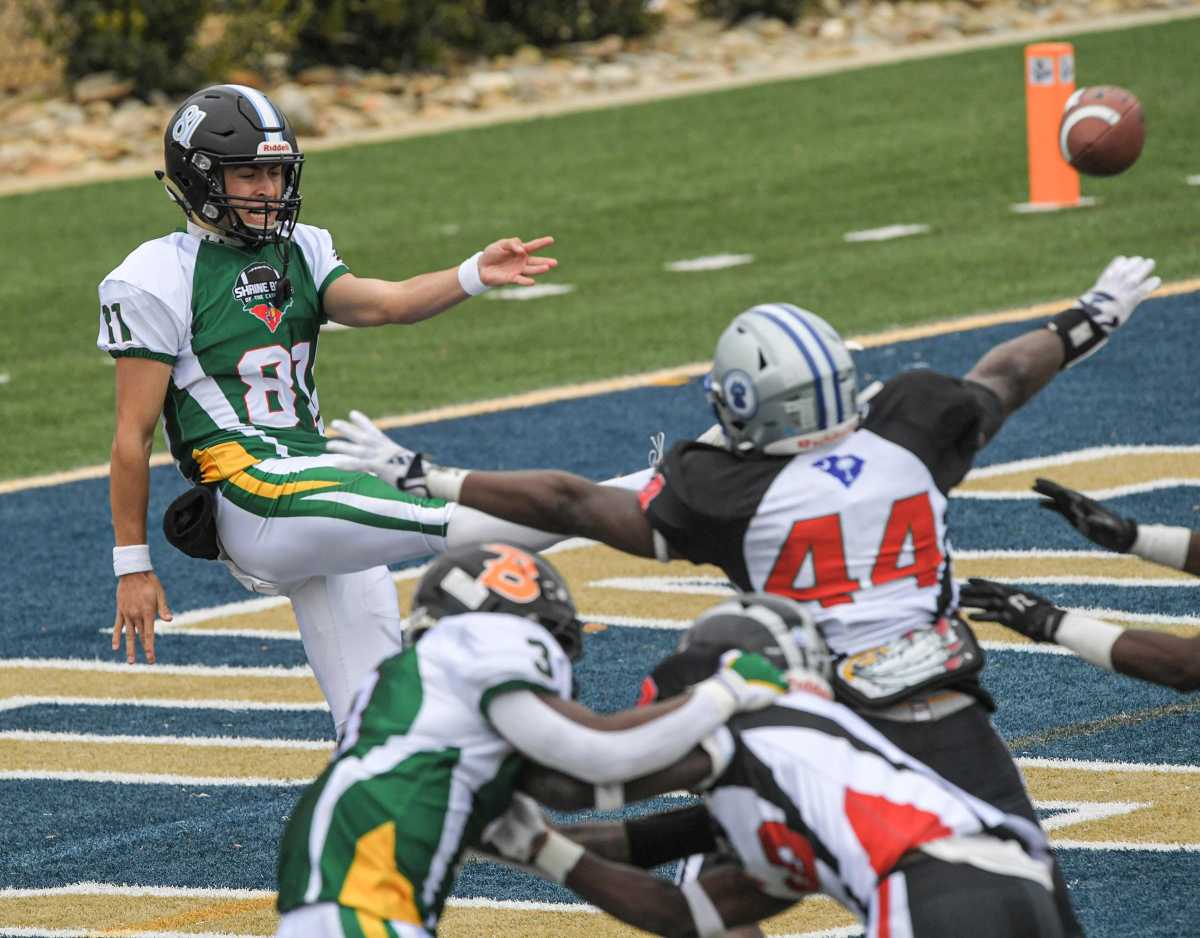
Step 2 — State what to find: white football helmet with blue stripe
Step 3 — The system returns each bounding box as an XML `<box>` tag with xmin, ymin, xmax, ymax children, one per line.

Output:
<box><xmin>707</xmin><ymin>303</ymin><xmax>858</xmax><ymax>455</ymax></box>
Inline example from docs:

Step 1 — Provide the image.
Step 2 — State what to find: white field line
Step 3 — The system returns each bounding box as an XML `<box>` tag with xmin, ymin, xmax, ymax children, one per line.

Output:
<box><xmin>124</xmin><ymin>627</ymin><xmax>304</xmax><ymax>641</ymax></box>
<box><xmin>1017</xmin><ymin>756</ymin><xmax>1200</xmax><ymax>774</ymax></box>
<box><xmin>1035</xmin><ymin>800</ymin><xmax>1149</xmax><ymax>832</ymax></box>
<box><xmin>0</xmin><ymin>697</ymin><xmax>328</xmax><ymax>713</ymax></box>
<box><xmin>483</xmin><ymin>283</ymin><xmax>576</xmax><ymax>300</ymax></box>
<box><xmin>589</xmin><ymin>575</ymin><xmax>733</xmax><ymax>595</ymax></box>
<box><xmin>954</xmin><ymin>479</ymin><xmax>1200</xmax><ymax>501</ymax></box>
<box><xmin>1050</xmin><ymin>840</ymin><xmax>1200</xmax><ymax>852</ymax></box>
<box><xmin>665</xmin><ymin>253</ymin><xmax>754</xmax><ymax>272</ymax></box>
<box><xmin>966</xmin><ymin>576</ymin><xmax>1197</xmax><ymax>588</ymax></box>
<box><xmin>0</xmin><ymin>730</ymin><xmax>330</xmax><ymax>749</ymax></box>
<box><xmin>0</xmin><ymin>770</ymin><xmax>305</xmax><ymax>786</ymax></box>
<box><xmin>0</xmin><ymin>657</ymin><xmax>313</xmax><ymax>679</ymax></box>
<box><xmin>964</xmin><ymin>444</ymin><xmax>1200</xmax><ymax>479</ymax></box>
<box><xmin>7</xmin><ymin>277</ymin><xmax>1200</xmax><ymax>497</ymax></box>
<box><xmin>843</xmin><ymin>224</ymin><xmax>930</xmax><ymax>242</ymax></box>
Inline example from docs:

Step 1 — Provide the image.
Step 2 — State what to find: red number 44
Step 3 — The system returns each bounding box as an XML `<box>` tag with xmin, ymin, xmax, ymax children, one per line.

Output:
<box><xmin>765</xmin><ymin>493</ymin><xmax>943</xmax><ymax>607</ymax></box>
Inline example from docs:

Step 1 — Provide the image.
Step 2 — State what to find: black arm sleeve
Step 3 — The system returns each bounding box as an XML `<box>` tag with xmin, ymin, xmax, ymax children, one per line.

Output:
<box><xmin>625</xmin><ymin>803</ymin><xmax>718</xmax><ymax>868</ymax></box>
<box><xmin>641</xmin><ymin>442</ymin><xmax>788</xmax><ymax>588</ymax></box>
<box><xmin>863</xmin><ymin>371</ymin><xmax>1004</xmax><ymax>493</ymax></box>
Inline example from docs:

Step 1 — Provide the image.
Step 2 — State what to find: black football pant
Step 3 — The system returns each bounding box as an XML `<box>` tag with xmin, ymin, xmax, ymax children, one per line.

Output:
<box><xmin>881</xmin><ymin>851</ymin><xmax>1063</xmax><ymax>938</ymax></box>
<box><xmin>863</xmin><ymin>703</ymin><xmax>1084</xmax><ymax>938</ymax></box>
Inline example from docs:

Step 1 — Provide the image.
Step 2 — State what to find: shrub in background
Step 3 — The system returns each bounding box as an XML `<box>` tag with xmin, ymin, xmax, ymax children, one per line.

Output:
<box><xmin>698</xmin><ymin>0</ymin><xmax>806</xmax><ymax>24</ymax></box>
<box><xmin>26</xmin><ymin>0</ymin><xmax>208</xmax><ymax>96</ymax></box>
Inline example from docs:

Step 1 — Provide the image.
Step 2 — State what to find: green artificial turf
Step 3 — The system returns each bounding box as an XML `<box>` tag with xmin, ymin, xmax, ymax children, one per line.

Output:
<box><xmin>1</xmin><ymin>17</ymin><xmax>1196</xmax><ymax>480</ymax></box>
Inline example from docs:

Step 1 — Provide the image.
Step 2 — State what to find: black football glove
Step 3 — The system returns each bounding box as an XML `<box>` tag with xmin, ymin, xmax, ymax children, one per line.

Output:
<box><xmin>1033</xmin><ymin>477</ymin><xmax>1138</xmax><ymax>553</ymax></box>
<box><xmin>958</xmin><ymin>578</ymin><xmax>1066</xmax><ymax>643</ymax></box>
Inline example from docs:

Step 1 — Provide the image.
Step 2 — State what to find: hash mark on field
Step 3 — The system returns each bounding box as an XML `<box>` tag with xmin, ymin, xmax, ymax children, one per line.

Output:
<box><xmin>665</xmin><ymin>253</ymin><xmax>754</xmax><ymax>272</ymax></box>
<box><xmin>483</xmin><ymin>283</ymin><xmax>576</xmax><ymax>300</ymax></box>
<box><xmin>1187</xmin><ymin>175</ymin><xmax>1200</xmax><ymax>186</ymax></box>
<box><xmin>843</xmin><ymin>223</ymin><xmax>930</xmax><ymax>242</ymax></box>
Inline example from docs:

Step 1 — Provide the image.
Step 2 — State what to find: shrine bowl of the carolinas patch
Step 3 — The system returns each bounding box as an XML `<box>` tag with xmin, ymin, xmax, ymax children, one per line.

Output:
<box><xmin>1058</xmin><ymin>85</ymin><xmax>1145</xmax><ymax>177</ymax></box>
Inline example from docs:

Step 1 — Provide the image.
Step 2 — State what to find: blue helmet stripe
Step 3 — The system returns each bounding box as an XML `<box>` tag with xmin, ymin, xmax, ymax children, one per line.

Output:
<box><xmin>747</xmin><ymin>307</ymin><xmax>828</xmax><ymax>430</ymax></box>
<box><xmin>775</xmin><ymin>304</ymin><xmax>845</xmax><ymax>425</ymax></box>
<box><xmin>223</xmin><ymin>84</ymin><xmax>283</xmax><ymax>142</ymax></box>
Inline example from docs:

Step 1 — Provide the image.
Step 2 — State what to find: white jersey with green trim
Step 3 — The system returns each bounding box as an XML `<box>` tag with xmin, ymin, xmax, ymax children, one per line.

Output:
<box><xmin>96</xmin><ymin>223</ymin><xmax>349</xmax><ymax>483</ymax></box>
<box><xmin>276</xmin><ymin>611</ymin><xmax>573</xmax><ymax>933</ymax></box>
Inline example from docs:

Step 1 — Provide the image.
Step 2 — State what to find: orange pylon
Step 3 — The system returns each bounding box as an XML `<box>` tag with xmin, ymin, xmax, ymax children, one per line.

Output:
<box><xmin>1025</xmin><ymin>42</ymin><xmax>1079</xmax><ymax>207</ymax></box>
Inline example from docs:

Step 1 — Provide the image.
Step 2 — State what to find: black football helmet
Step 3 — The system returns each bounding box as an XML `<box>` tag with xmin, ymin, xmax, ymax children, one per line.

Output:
<box><xmin>158</xmin><ymin>84</ymin><xmax>304</xmax><ymax>246</ymax></box>
<box><xmin>642</xmin><ymin>593</ymin><xmax>832</xmax><ymax>703</ymax></box>
<box><xmin>406</xmin><ymin>542</ymin><xmax>584</xmax><ymax>661</ymax></box>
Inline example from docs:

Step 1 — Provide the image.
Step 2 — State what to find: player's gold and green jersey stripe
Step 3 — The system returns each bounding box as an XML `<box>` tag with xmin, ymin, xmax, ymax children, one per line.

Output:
<box><xmin>276</xmin><ymin>613</ymin><xmax>574</xmax><ymax>933</ymax></box>
<box><xmin>97</xmin><ymin>223</ymin><xmax>349</xmax><ymax>484</ymax></box>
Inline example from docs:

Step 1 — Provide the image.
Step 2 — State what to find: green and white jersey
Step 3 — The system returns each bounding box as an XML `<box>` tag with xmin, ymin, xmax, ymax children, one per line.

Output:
<box><xmin>276</xmin><ymin>611</ymin><xmax>573</xmax><ymax>933</ymax></box>
<box><xmin>96</xmin><ymin>223</ymin><xmax>350</xmax><ymax>483</ymax></box>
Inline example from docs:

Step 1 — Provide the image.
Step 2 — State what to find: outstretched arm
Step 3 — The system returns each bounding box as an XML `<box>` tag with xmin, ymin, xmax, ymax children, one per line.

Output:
<box><xmin>964</xmin><ymin>256</ymin><xmax>1159</xmax><ymax>436</ymax></box>
<box><xmin>960</xmin><ymin>578</ymin><xmax>1200</xmax><ymax>691</ymax></box>
<box><xmin>324</xmin><ymin>236</ymin><xmax>557</xmax><ymax>326</ymax></box>
<box><xmin>1033</xmin><ymin>478</ymin><xmax>1200</xmax><ymax>575</ymax></box>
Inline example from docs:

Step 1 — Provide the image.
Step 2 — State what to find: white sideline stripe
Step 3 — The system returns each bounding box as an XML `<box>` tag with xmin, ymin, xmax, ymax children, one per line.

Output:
<box><xmin>0</xmin><ymin>931</ymin><xmax>258</xmax><ymax>938</ymax></box>
<box><xmin>128</xmin><ymin>627</ymin><xmax>304</xmax><ymax>641</ymax></box>
<box><xmin>843</xmin><ymin>223</ymin><xmax>930</xmax><ymax>242</ymax></box>
<box><xmin>8</xmin><ymin>279</ymin><xmax>1198</xmax><ymax>497</ymax></box>
<box><xmin>0</xmin><ymin>770</ymin><xmax>305</xmax><ymax>786</ymax></box>
<box><xmin>0</xmin><ymin>697</ymin><xmax>328</xmax><ymax>713</ymax></box>
<box><xmin>0</xmin><ymin>730</ymin><xmax>331</xmax><ymax>750</ymax></box>
<box><xmin>0</xmin><ymin>657</ymin><xmax>313</xmax><ymax>679</ymax></box>
<box><xmin>1017</xmin><ymin>756</ymin><xmax>1200</xmax><ymax>774</ymax></box>
<box><xmin>964</xmin><ymin>444</ymin><xmax>1200</xmax><ymax>479</ymax></box>
<box><xmin>0</xmin><ymin>883</ymin><xmax>272</xmax><ymax>899</ymax></box>
<box><xmin>589</xmin><ymin>575</ymin><xmax>732</xmax><ymax>595</ymax></box>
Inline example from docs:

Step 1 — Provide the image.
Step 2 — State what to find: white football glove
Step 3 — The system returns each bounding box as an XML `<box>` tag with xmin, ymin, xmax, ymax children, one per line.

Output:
<box><xmin>482</xmin><ymin>793</ymin><xmax>547</xmax><ymax>865</ymax></box>
<box><xmin>1077</xmin><ymin>255</ymin><xmax>1160</xmax><ymax>334</ymax></box>
<box><xmin>325</xmin><ymin>410</ymin><xmax>430</xmax><ymax>493</ymax></box>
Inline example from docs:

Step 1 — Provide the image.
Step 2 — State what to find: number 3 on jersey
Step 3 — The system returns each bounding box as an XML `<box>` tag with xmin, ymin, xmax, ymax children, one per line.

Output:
<box><xmin>765</xmin><ymin>493</ymin><xmax>942</xmax><ymax>607</ymax></box>
<box><xmin>238</xmin><ymin>342</ymin><xmax>318</xmax><ymax>428</ymax></box>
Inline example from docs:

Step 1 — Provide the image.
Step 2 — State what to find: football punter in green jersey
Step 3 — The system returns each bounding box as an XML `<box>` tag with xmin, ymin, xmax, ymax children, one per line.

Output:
<box><xmin>274</xmin><ymin>542</ymin><xmax>789</xmax><ymax>938</ymax></box>
<box><xmin>98</xmin><ymin>84</ymin><xmax>567</xmax><ymax>735</ymax></box>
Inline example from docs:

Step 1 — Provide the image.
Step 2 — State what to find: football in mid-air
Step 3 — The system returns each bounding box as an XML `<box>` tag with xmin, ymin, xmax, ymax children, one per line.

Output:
<box><xmin>1058</xmin><ymin>85</ymin><xmax>1145</xmax><ymax>177</ymax></box>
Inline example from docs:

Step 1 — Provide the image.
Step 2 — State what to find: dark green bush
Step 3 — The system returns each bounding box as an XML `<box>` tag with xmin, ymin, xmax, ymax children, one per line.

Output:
<box><xmin>698</xmin><ymin>0</ymin><xmax>806</xmax><ymax>24</ymax></box>
<box><xmin>294</xmin><ymin>0</ymin><xmax>659</xmax><ymax>72</ymax></box>
<box><xmin>27</xmin><ymin>0</ymin><xmax>210</xmax><ymax>97</ymax></box>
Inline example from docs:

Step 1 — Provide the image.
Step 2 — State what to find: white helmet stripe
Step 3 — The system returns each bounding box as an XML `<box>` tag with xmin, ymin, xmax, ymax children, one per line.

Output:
<box><xmin>221</xmin><ymin>84</ymin><xmax>283</xmax><ymax>142</ymax></box>
<box><xmin>774</xmin><ymin>304</ymin><xmax>847</xmax><ymax>425</ymax></box>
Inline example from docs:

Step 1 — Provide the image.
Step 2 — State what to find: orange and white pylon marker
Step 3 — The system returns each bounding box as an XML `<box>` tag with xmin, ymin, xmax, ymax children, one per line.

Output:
<box><xmin>1013</xmin><ymin>42</ymin><xmax>1092</xmax><ymax>213</ymax></box>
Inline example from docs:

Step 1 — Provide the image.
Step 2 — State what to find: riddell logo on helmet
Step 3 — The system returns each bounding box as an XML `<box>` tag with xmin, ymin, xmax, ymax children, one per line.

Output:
<box><xmin>257</xmin><ymin>141</ymin><xmax>292</xmax><ymax>155</ymax></box>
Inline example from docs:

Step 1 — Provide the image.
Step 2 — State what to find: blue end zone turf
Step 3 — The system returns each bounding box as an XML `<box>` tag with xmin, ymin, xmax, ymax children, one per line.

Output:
<box><xmin>2</xmin><ymin>291</ymin><xmax>1198</xmax><ymax>937</ymax></box>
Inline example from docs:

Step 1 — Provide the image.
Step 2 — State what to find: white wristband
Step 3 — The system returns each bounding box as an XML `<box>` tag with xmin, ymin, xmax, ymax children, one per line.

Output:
<box><xmin>533</xmin><ymin>830</ymin><xmax>585</xmax><ymax>884</ymax></box>
<box><xmin>457</xmin><ymin>251</ymin><xmax>489</xmax><ymax>296</ymax></box>
<box><xmin>1132</xmin><ymin>524</ymin><xmax>1192</xmax><ymax>571</ymax></box>
<box><xmin>1055</xmin><ymin>612</ymin><xmax>1123</xmax><ymax>671</ymax></box>
<box><xmin>425</xmin><ymin>465</ymin><xmax>470</xmax><ymax>502</ymax></box>
<box><xmin>113</xmin><ymin>544</ymin><xmax>152</xmax><ymax>577</ymax></box>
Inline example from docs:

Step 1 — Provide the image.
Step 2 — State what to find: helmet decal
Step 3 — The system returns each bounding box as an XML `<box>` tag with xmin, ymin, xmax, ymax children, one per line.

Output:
<box><xmin>219</xmin><ymin>83</ymin><xmax>285</xmax><ymax>141</ymax></box>
<box><xmin>748</xmin><ymin>306</ymin><xmax>829</xmax><ymax>430</ymax></box>
<box><xmin>478</xmin><ymin>543</ymin><xmax>543</xmax><ymax>604</ymax></box>
<box><xmin>171</xmin><ymin>104</ymin><xmax>206</xmax><ymax>148</ymax></box>
<box><xmin>721</xmin><ymin>369</ymin><xmax>758</xmax><ymax>421</ymax></box>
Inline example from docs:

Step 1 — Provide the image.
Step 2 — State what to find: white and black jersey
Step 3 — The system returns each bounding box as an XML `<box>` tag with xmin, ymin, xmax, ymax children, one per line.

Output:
<box><xmin>703</xmin><ymin>692</ymin><xmax>1049</xmax><ymax>918</ymax></box>
<box><xmin>641</xmin><ymin>370</ymin><xmax>1004</xmax><ymax>656</ymax></box>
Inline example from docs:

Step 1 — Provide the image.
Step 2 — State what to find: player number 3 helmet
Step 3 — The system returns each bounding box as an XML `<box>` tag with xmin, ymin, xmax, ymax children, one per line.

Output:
<box><xmin>158</xmin><ymin>84</ymin><xmax>304</xmax><ymax>246</ymax></box>
<box><xmin>707</xmin><ymin>304</ymin><xmax>858</xmax><ymax>455</ymax></box>
<box><xmin>406</xmin><ymin>542</ymin><xmax>584</xmax><ymax>661</ymax></box>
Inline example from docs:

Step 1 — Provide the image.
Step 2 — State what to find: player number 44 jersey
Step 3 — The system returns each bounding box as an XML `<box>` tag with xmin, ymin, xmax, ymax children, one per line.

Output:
<box><xmin>275</xmin><ymin>612</ymin><xmax>573</xmax><ymax>933</ymax></box>
<box><xmin>642</xmin><ymin>371</ymin><xmax>1004</xmax><ymax>655</ymax></box>
<box><xmin>96</xmin><ymin>223</ymin><xmax>349</xmax><ymax>483</ymax></box>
